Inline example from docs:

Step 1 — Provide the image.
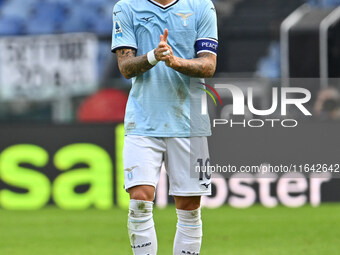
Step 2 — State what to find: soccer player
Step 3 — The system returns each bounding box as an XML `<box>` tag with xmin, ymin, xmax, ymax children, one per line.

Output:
<box><xmin>111</xmin><ymin>0</ymin><xmax>218</xmax><ymax>254</ymax></box>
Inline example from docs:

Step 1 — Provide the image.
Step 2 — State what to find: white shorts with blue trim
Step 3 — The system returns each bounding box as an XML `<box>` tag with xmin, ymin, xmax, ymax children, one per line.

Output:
<box><xmin>123</xmin><ymin>135</ymin><xmax>211</xmax><ymax>197</ymax></box>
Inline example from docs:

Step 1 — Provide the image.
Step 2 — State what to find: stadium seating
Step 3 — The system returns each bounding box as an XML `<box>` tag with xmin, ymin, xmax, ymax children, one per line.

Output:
<box><xmin>26</xmin><ymin>16</ymin><xmax>57</xmax><ymax>34</ymax></box>
<box><xmin>0</xmin><ymin>0</ymin><xmax>34</xmax><ymax>20</ymax></box>
<box><xmin>91</xmin><ymin>17</ymin><xmax>113</xmax><ymax>36</ymax></box>
<box><xmin>31</xmin><ymin>2</ymin><xmax>68</xmax><ymax>24</ymax></box>
<box><xmin>0</xmin><ymin>0</ymin><xmax>116</xmax><ymax>36</ymax></box>
<box><xmin>0</xmin><ymin>16</ymin><xmax>24</xmax><ymax>35</ymax></box>
<box><xmin>63</xmin><ymin>2</ymin><xmax>112</xmax><ymax>34</ymax></box>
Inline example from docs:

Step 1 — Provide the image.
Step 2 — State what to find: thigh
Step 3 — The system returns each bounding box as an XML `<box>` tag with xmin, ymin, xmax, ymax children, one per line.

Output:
<box><xmin>165</xmin><ymin>137</ymin><xmax>211</xmax><ymax>197</ymax></box>
<box><xmin>123</xmin><ymin>135</ymin><xmax>166</xmax><ymax>191</ymax></box>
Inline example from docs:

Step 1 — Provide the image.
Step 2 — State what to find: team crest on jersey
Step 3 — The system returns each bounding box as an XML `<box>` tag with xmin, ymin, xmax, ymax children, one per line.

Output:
<box><xmin>114</xmin><ymin>20</ymin><xmax>123</xmax><ymax>38</ymax></box>
<box><xmin>175</xmin><ymin>13</ymin><xmax>193</xmax><ymax>27</ymax></box>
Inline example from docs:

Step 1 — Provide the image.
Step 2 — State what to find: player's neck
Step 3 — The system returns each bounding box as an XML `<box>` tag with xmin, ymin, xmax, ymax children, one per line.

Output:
<box><xmin>153</xmin><ymin>0</ymin><xmax>177</xmax><ymax>7</ymax></box>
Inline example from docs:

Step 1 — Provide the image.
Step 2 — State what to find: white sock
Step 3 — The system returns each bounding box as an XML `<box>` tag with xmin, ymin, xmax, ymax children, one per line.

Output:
<box><xmin>173</xmin><ymin>208</ymin><xmax>202</xmax><ymax>255</ymax></box>
<box><xmin>128</xmin><ymin>199</ymin><xmax>157</xmax><ymax>255</ymax></box>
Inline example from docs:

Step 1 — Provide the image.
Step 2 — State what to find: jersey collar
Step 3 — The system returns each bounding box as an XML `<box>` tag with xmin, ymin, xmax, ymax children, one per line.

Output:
<box><xmin>147</xmin><ymin>0</ymin><xmax>179</xmax><ymax>9</ymax></box>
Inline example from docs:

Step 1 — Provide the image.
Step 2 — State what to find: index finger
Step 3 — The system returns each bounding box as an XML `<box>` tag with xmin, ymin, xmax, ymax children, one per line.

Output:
<box><xmin>162</xmin><ymin>28</ymin><xmax>168</xmax><ymax>42</ymax></box>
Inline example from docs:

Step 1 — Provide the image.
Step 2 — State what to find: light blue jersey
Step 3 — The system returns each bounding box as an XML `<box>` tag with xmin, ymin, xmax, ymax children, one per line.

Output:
<box><xmin>112</xmin><ymin>0</ymin><xmax>218</xmax><ymax>137</ymax></box>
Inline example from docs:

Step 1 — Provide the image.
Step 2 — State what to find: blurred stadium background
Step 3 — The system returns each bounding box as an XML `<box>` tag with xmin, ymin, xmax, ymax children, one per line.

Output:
<box><xmin>0</xmin><ymin>0</ymin><xmax>340</xmax><ymax>254</ymax></box>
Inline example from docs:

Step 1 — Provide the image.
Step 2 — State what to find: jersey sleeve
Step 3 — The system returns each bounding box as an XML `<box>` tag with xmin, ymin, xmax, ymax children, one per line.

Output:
<box><xmin>195</xmin><ymin>0</ymin><xmax>218</xmax><ymax>55</ymax></box>
<box><xmin>111</xmin><ymin>3</ymin><xmax>137</xmax><ymax>53</ymax></box>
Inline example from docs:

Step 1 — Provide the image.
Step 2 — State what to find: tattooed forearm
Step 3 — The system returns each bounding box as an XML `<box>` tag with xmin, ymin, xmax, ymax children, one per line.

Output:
<box><xmin>116</xmin><ymin>48</ymin><xmax>154</xmax><ymax>79</ymax></box>
<box><xmin>170</xmin><ymin>53</ymin><xmax>216</xmax><ymax>78</ymax></box>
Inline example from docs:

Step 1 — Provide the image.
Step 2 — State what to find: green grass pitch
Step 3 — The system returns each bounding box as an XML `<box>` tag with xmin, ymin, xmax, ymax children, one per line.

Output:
<box><xmin>0</xmin><ymin>204</ymin><xmax>339</xmax><ymax>255</ymax></box>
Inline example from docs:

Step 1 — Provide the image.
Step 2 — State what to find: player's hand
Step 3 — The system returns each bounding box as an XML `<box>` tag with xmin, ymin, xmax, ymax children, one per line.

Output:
<box><xmin>154</xmin><ymin>29</ymin><xmax>173</xmax><ymax>62</ymax></box>
<box><xmin>155</xmin><ymin>29</ymin><xmax>179</xmax><ymax>67</ymax></box>
<box><xmin>154</xmin><ymin>29</ymin><xmax>169</xmax><ymax>61</ymax></box>
<box><xmin>163</xmin><ymin>44</ymin><xmax>178</xmax><ymax>68</ymax></box>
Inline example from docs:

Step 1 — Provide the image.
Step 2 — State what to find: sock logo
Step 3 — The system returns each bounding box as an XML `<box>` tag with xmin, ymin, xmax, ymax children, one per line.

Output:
<box><xmin>131</xmin><ymin>242</ymin><xmax>152</xmax><ymax>249</ymax></box>
<box><xmin>181</xmin><ymin>251</ymin><xmax>199</xmax><ymax>255</ymax></box>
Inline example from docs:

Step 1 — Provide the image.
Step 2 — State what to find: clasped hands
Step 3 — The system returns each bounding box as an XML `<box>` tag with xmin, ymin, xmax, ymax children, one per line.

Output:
<box><xmin>154</xmin><ymin>28</ymin><xmax>179</xmax><ymax>68</ymax></box>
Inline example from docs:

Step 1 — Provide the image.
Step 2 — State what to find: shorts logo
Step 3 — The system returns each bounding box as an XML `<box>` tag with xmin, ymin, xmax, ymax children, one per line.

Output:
<box><xmin>201</xmin><ymin>183</ymin><xmax>211</xmax><ymax>189</ymax></box>
<box><xmin>175</xmin><ymin>13</ymin><xmax>193</xmax><ymax>27</ymax></box>
<box><xmin>125</xmin><ymin>165</ymin><xmax>138</xmax><ymax>179</ymax></box>
<box><xmin>114</xmin><ymin>20</ymin><xmax>123</xmax><ymax>38</ymax></box>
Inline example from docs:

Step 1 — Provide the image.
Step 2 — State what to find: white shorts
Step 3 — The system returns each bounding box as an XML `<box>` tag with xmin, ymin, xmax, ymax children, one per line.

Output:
<box><xmin>123</xmin><ymin>135</ymin><xmax>211</xmax><ymax>196</ymax></box>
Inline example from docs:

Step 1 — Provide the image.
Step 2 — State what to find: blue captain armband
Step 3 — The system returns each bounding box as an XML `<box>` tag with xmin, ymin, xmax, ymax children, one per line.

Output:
<box><xmin>195</xmin><ymin>38</ymin><xmax>218</xmax><ymax>56</ymax></box>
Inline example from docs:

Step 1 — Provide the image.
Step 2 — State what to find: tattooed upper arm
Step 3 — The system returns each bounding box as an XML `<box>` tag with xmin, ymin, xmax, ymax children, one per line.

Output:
<box><xmin>116</xmin><ymin>48</ymin><xmax>136</xmax><ymax>58</ymax></box>
<box><xmin>197</xmin><ymin>52</ymin><xmax>217</xmax><ymax>78</ymax></box>
<box><xmin>116</xmin><ymin>48</ymin><xmax>137</xmax><ymax>66</ymax></box>
<box><xmin>197</xmin><ymin>52</ymin><xmax>217</xmax><ymax>66</ymax></box>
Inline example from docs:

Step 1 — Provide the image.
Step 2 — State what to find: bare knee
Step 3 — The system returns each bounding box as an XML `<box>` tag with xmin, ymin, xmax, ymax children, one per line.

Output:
<box><xmin>129</xmin><ymin>185</ymin><xmax>155</xmax><ymax>202</ymax></box>
<box><xmin>174</xmin><ymin>196</ymin><xmax>201</xmax><ymax>210</ymax></box>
